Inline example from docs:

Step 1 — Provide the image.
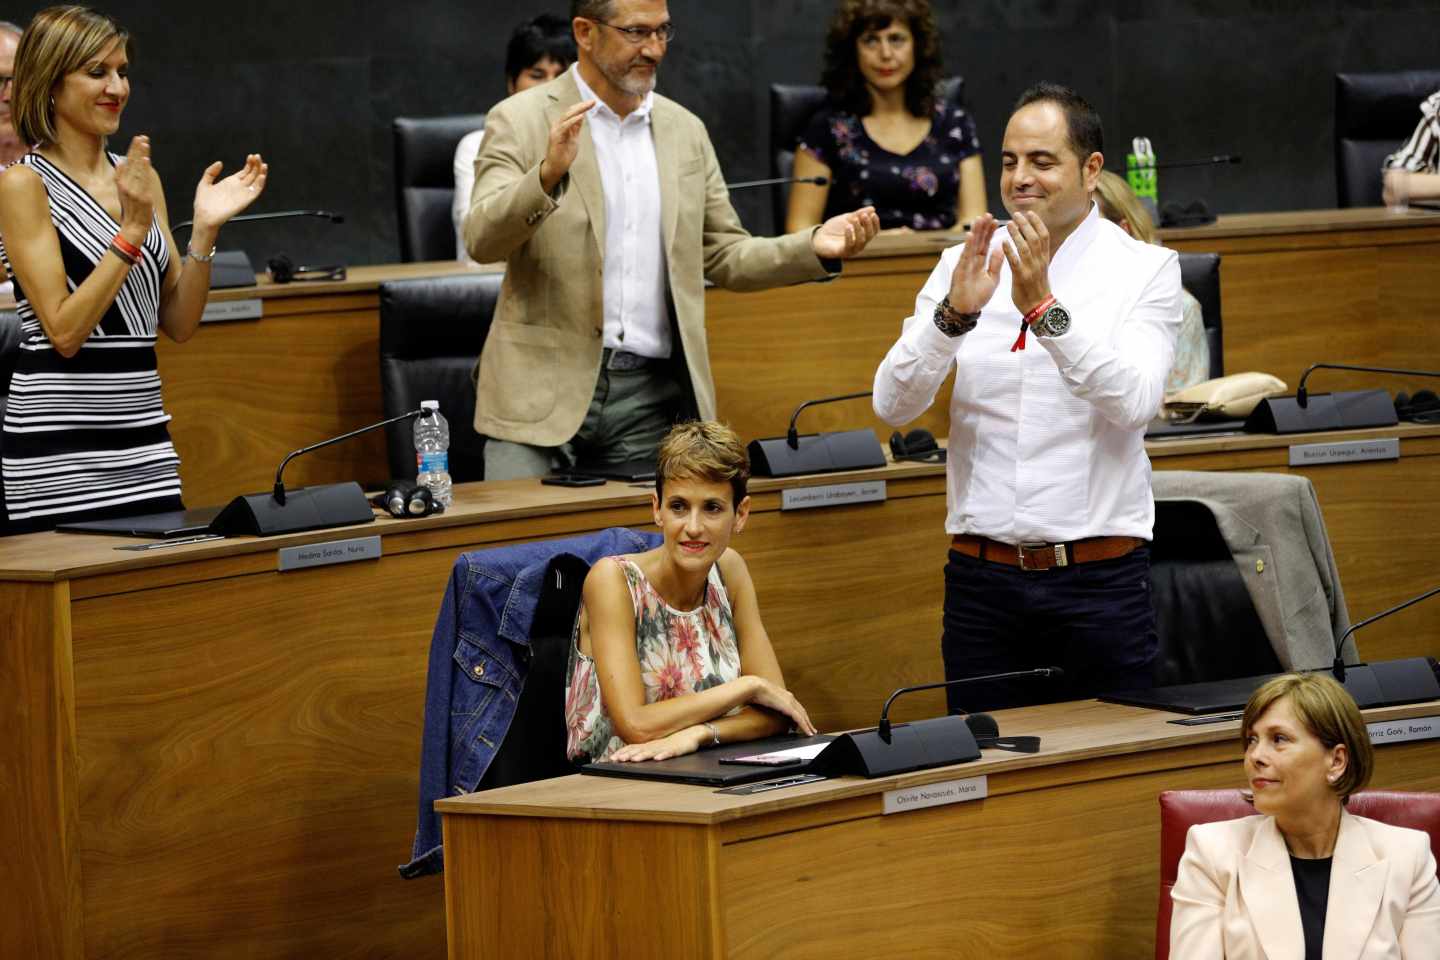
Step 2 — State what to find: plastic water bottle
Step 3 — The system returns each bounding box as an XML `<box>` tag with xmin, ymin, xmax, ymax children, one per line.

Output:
<box><xmin>413</xmin><ymin>400</ymin><xmax>452</xmax><ymax>509</ymax></box>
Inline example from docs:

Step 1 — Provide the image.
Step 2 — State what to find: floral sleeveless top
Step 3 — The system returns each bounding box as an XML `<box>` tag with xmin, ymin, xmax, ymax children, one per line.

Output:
<box><xmin>565</xmin><ymin>557</ymin><xmax>742</xmax><ymax>763</ymax></box>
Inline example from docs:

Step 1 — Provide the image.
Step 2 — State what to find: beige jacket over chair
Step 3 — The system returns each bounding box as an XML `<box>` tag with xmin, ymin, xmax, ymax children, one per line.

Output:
<box><xmin>1170</xmin><ymin>811</ymin><xmax>1440</xmax><ymax>959</ymax></box>
<box><xmin>464</xmin><ymin>70</ymin><xmax>835</xmax><ymax>447</ymax></box>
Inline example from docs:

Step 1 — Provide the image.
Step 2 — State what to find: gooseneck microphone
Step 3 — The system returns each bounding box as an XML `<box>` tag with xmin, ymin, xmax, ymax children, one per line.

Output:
<box><xmin>725</xmin><ymin>174</ymin><xmax>829</xmax><ymax>191</ymax></box>
<box><xmin>170</xmin><ymin>209</ymin><xmax>347</xmax><ymax>236</ymax></box>
<box><xmin>877</xmin><ymin>667</ymin><xmax>1064</xmax><ymax>743</ymax></box>
<box><xmin>1295</xmin><ymin>362</ymin><xmax>1440</xmax><ymax>408</ymax></box>
<box><xmin>786</xmin><ymin>391</ymin><xmax>872</xmax><ymax>449</ymax></box>
<box><xmin>1332</xmin><ymin>586</ymin><xmax>1440</xmax><ymax>683</ymax></box>
<box><xmin>273</xmin><ymin>408</ymin><xmax>424</xmax><ymax>505</ymax></box>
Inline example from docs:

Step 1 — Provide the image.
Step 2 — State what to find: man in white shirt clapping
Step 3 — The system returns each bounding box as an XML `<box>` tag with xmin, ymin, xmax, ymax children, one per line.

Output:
<box><xmin>874</xmin><ymin>82</ymin><xmax>1182</xmax><ymax>712</ymax></box>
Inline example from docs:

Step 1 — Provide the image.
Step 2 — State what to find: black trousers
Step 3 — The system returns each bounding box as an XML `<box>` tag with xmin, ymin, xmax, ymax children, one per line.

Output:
<box><xmin>940</xmin><ymin>545</ymin><xmax>1158</xmax><ymax>713</ymax></box>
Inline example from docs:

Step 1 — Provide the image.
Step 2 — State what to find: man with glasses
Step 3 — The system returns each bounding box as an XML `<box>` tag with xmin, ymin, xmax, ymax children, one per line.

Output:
<box><xmin>0</xmin><ymin>21</ymin><xmax>21</xmax><ymax>167</ymax></box>
<box><xmin>464</xmin><ymin>0</ymin><xmax>880</xmax><ymax>480</ymax></box>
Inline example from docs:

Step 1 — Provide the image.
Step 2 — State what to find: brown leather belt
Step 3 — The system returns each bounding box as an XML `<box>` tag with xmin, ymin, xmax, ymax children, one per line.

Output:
<box><xmin>950</xmin><ymin>534</ymin><xmax>1144</xmax><ymax>572</ymax></box>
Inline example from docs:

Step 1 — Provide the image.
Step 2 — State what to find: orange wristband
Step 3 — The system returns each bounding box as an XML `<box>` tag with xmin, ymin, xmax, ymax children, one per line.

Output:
<box><xmin>1021</xmin><ymin>295</ymin><xmax>1056</xmax><ymax>327</ymax></box>
<box><xmin>112</xmin><ymin>233</ymin><xmax>142</xmax><ymax>261</ymax></box>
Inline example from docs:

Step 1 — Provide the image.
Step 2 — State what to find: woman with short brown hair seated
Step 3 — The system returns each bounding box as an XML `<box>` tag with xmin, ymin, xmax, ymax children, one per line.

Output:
<box><xmin>1170</xmin><ymin>673</ymin><xmax>1440</xmax><ymax>958</ymax></box>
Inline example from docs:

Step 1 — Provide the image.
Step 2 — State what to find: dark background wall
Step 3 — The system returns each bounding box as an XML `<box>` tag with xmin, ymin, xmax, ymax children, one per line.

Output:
<box><xmin>19</xmin><ymin>0</ymin><xmax>1439</xmax><ymax>268</ymax></box>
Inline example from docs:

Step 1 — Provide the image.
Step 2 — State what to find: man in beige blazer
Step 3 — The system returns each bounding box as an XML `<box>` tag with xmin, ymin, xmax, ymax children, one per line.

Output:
<box><xmin>1171</xmin><ymin>809</ymin><xmax>1440</xmax><ymax>958</ymax></box>
<box><xmin>465</xmin><ymin>0</ymin><xmax>880</xmax><ymax>479</ymax></box>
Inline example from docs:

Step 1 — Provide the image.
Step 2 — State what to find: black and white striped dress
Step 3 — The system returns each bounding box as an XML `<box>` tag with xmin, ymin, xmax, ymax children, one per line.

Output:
<box><xmin>0</xmin><ymin>152</ymin><xmax>182</xmax><ymax>533</ymax></box>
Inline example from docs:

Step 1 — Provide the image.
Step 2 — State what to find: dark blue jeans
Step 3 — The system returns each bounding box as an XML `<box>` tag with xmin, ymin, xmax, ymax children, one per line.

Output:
<box><xmin>941</xmin><ymin>546</ymin><xmax>1158</xmax><ymax>713</ymax></box>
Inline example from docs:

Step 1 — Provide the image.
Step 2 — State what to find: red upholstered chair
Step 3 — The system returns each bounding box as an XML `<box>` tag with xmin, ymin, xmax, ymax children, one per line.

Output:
<box><xmin>1155</xmin><ymin>789</ymin><xmax>1440</xmax><ymax>960</ymax></box>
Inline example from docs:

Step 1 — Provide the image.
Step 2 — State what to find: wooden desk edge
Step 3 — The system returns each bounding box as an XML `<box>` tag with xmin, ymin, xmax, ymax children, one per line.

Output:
<box><xmin>434</xmin><ymin>700</ymin><xmax>1440</xmax><ymax>824</ymax></box>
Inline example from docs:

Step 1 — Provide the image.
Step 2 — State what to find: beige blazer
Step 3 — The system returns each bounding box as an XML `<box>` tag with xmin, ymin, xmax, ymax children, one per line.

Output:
<box><xmin>463</xmin><ymin>70</ymin><xmax>833</xmax><ymax>447</ymax></box>
<box><xmin>1170</xmin><ymin>811</ymin><xmax>1440</xmax><ymax>959</ymax></box>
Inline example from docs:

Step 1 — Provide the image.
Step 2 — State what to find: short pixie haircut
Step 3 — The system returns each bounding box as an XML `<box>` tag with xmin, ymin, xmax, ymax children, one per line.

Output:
<box><xmin>13</xmin><ymin>6</ymin><xmax>130</xmax><ymax>148</ymax></box>
<box><xmin>1241</xmin><ymin>673</ymin><xmax>1374</xmax><ymax>801</ymax></box>
<box><xmin>821</xmin><ymin>0</ymin><xmax>943</xmax><ymax>119</ymax></box>
<box><xmin>654</xmin><ymin>421</ymin><xmax>750</xmax><ymax>508</ymax></box>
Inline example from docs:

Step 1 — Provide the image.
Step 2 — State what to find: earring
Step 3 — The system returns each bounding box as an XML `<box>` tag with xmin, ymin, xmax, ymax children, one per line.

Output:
<box><xmin>1326</xmin><ymin>774</ymin><xmax>1338</xmax><ymax>784</ymax></box>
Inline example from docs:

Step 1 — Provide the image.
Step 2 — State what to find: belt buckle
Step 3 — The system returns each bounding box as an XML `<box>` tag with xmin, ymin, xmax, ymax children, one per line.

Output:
<box><xmin>606</xmin><ymin>349</ymin><xmax>646</xmax><ymax>372</ymax></box>
<box><xmin>1017</xmin><ymin>541</ymin><xmax>1067</xmax><ymax>571</ymax></box>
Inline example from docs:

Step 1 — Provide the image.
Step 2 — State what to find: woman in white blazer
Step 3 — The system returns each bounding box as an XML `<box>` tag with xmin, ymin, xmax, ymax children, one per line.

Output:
<box><xmin>1170</xmin><ymin>673</ymin><xmax>1440</xmax><ymax>959</ymax></box>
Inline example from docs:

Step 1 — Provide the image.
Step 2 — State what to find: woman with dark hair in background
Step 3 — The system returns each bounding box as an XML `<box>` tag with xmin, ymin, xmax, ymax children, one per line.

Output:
<box><xmin>451</xmin><ymin>13</ymin><xmax>577</xmax><ymax>263</ymax></box>
<box><xmin>786</xmin><ymin>0</ymin><xmax>984</xmax><ymax>234</ymax></box>
<box><xmin>0</xmin><ymin>5</ymin><xmax>266</xmax><ymax>532</ymax></box>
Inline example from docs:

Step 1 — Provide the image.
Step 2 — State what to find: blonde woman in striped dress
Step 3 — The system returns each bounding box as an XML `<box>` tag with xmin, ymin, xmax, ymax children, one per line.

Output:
<box><xmin>0</xmin><ymin>6</ymin><xmax>266</xmax><ymax>532</ymax></box>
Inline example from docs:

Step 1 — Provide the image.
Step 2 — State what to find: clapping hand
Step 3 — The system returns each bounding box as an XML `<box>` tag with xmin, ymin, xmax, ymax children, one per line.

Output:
<box><xmin>1002</xmin><ymin>210</ymin><xmax>1053</xmax><ymax>317</ymax></box>
<box><xmin>540</xmin><ymin>99</ymin><xmax>596</xmax><ymax>194</ymax></box>
<box><xmin>191</xmin><ymin>154</ymin><xmax>268</xmax><ymax>236</ymax></box>
<box><xmin>945</xmin><ymin>212</ymin><xmax>1004</xmax><ymax>313</ymax></box>
<box><xmin>811</xmin><ymin>206</ymin><xmax>881</xmax><ymax>260</ymax></box>
<box><xmin>114</xmin><ymin>135</ymin><xmax>158</xmax><ymax>243</ymax></box>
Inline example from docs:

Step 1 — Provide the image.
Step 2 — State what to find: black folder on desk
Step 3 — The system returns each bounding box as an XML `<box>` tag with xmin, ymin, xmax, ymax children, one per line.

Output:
<box><xmin>580</xmin><ymin>734</ymin><xmax>835</xmax><ymax>786</ymax></box>
<box><xmin>56</xmin><ymin>506</ymin><xmax>223</xmax><ymax>538</ymax></box>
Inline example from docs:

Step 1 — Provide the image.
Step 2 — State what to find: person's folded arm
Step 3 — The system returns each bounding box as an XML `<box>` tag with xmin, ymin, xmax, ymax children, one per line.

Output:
<box><xmin>1036</xmin><ymin>250</ymin><xmax>1181</xmax><ymax>430</ymax></box>
<box><xmin>1168</xmin><ymin>826</ymin><xmax>1228</xmax><ymax>960</ymax></box>
<box><xmin>463</xmin><ymin>105</ymin><xmax>559</xmax><ymax>265</ymax></box>
<box><xmin>873</xmin><ymin>246</ymin><xmax>962</xmax><ymax>427</ymax></box>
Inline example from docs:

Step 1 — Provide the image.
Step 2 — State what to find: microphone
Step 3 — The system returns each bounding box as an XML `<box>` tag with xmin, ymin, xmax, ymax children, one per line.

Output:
<box><xmin>724</xmin><ymin>175</ymin><xmax>829</xmax><ymax>191</ymax></box>
<box><xmin>1295</xmin><ymin>362</ymin><xmax>1440</xmax><ymax>408</ymax></box>
<box><xmin>210</xmin><ymin>408</ymin><xmax>426</xmax><ymax>536</ymax></box>
<box><xmin>1330</xmin><ymin>584</ymin><xmax>1440</xmax><ymax>695</ymax></box>
<box><xmin>786</xmin><ymin>390</ymin><xmax>871</xmax><ymax>450</ymax></box>
<box><xmin>877</xmin><ymin>667</ymin><xmax>1064</xmax><ymax>743</ymax></box>
<box><xmin>747</xmin><ymin>390</ymin><xmax>886</xmax><ymax>477</ymax></box>
<box><xmin>1107</xmin><ymin>154</ymin><xmax>1242</xmax><ymax>173</ymax></box>
<box><xmin>170</xmin><ymin>210</ymin><xmax>346</xmax><ymax>290</ymax></box>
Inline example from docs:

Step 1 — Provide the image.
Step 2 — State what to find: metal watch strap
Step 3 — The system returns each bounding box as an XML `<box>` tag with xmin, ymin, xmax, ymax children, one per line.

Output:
<box><xmin>932</xmin><ymin>296</ymin><xmax>980</xmax><ymax>337</ymax></box>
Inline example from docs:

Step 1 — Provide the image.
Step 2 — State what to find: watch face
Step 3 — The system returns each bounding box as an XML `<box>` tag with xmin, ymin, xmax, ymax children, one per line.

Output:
<box><xmin>1040</xmin><ymin>304</ymin><xmax>1071</xmax><ymax>336</ymax></box>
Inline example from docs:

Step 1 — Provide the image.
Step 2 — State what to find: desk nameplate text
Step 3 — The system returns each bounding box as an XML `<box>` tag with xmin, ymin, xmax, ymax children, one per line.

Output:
<box><xmin>781</xmin><ymin>480</ymin><xmax>887</xmax><ymax>511</ymax></box>
<box><xmin>1368</xmin><ymin>715</ymin><xmax>1440</xmax><ymax>746</ymax></box>
<box><xmin>201</xmin><ymin>298</ymin><xmax>263</xmax><ymax>323</ymax></box>
<box><xmin>1288</xmin><ymin>438</ymin><xmax>1399</xmax><ymax>467</ymax></box>
<box><xmin>278</xmin><ymin>535</ymin><xmax>382</xmax><ymax>572</ymax></box>
<box><xmin>883</xmin><ymin>775</ymin><xmax>987</xmax><ymax>815</ymax></box>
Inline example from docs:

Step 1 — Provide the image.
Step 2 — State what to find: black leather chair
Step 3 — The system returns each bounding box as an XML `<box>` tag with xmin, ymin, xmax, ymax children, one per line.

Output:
<box><xmin>768</xmin><ymin>77</ymin><xmax>965</xmax><ymax>230</ymax></box>
<box><xmin>393</xmin><ymin>114</ymin><xmax>487</xmax><ymax>262</ymax></box>
<box><xmin>1148</xmin><ymin>499</ymin><xmax>1280</xmax><ymax>686</ymax></box>
<box><xmin>1176</xmin><ymin>252</ymin><xmax>1223</xmax><ymax>380</ymax></box>
<box><xmin>1335</xmin><ymin>71</ymin><xmax>1440</xmax><ymax>207</ymax></box>
<box><xmin>378</xmin><ymin>272</ymin><xmax>502</xmax><ymax>483</ymax></box>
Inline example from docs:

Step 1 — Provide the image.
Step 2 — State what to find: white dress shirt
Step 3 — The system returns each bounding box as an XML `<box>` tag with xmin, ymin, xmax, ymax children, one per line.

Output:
<box><xmin>452</xmin><ymin>128</ymin><xmax>486</xmax><ymax>263</ymax></box>
<box><xmin>571</xmin><ymin>65</ymin><xmax>669</xmax><ymax>358</ymax></box>
<box><xmin>873</xmin><ymin>203</ymin><xmax>1182</xmax><ymax>542</ymax></box>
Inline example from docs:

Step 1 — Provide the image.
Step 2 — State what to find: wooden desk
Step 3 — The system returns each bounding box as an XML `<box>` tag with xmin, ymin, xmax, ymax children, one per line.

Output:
<box><xmin>167</xmin><ymin>207</ymin><xmax>1440</xmax><ymax>507</ymax></box>
<box><xmin>3</xmin><ymin>428</ymin><xmax>1436</xmax><ymax>957</ymax></box>
<box><xmin>436</xmin><ymin>699</ymin><xmax>1440</xmax><ymax>959</ymax></box>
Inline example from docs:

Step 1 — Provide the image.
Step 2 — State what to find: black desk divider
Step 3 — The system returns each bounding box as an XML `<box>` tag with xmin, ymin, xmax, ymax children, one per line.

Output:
<box><xmin>811</xmin><ymin>714</ymin><xmax>982</xmax><ymax>778</ymax></box>
<box><xmin>1244</xmin><ymin>389</ymin><xmax>1397</xmax><ymax>434</ymax></box>
<box><xmin>209</xmin><ymin>481</ymin><xmax>375</xmax><ymax>536</ymax></box>
<box><xmin>210</xmin><ymin>250</ymin><xmax>259</xmax><ymax>289</ymax></box>
<box><xmin>748</xmin><ymin>429</ymin><xmax>887</xmax><ymax>478</ymax></box>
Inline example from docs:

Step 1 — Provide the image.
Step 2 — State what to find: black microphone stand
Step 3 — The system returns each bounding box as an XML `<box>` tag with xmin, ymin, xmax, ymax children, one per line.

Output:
<box><xmin>1295</xmin><ymin>362</ymin><xmax>1440</xmax><ymax>408</ymax></box>
<box><xmin>1245</xmin><ymin>361</ymin><xmax>1440</xmax><ymax>433</ymax></box>
<box><xmin>211</xmin><ymin>408</ymin><xmax>425</xmax><ymax>536</ymax></box>
<box><xmin>748</xmin><ymin>391</ymin><xmax>887</xmax><ymax>478</ymax></box>
<box><xmin>170</xmin><ymin>210</ymin><xmax>347</xmax><ymax>289</ymax></box>
<box><xmin>724</xmin><ymin>175</ymin><xmax>829</xmax><ymax>191</ymax></box>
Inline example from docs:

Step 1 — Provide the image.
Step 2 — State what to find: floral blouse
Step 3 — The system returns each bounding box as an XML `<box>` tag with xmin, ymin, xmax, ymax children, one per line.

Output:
<box><xmin>797</xmin><ymin>92</ymin><xmax>982</xmax><ymax>231</ymax></box>
<box><xmin>1166</xmin><ymin>289</ymin><xmax>1212</xmax><ymax>394</ymax></box>
<box><xmin>564</xmin><ymin>557</ymin><xmax>742</xmax><ymax>763</ymax></box>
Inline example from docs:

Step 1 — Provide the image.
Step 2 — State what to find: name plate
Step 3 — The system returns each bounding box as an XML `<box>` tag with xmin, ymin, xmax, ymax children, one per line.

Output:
<box><xmin>883</xmin><ymin>775</ymin><xmax>987</xmax><ymax>815</ymax></box>
<box><xmin>781</xmin><ymin>480</ymin><xmax>887</xmax><ymax>511</ymax></box>
<box><xmin>1288</xmin><ymin>438</ymin><xmax>1399</xmax><ymax>467</ymax></box>
<box><xmin>1367</xmin><ymin>715</ymin><xmax>1440</xmax><ymax>746</ymax></box>
<box><xmin>201</xmin><ymin>298</ymin><xmax>263</xmax><ymax>323</ymax></box>
<box><xmin>278</xmin><ymin>535</ymin><xmax>382</xmax><ymax>572</ymax></box>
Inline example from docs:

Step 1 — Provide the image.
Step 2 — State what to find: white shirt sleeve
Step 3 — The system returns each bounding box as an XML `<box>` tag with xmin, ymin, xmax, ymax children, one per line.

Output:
<box><xmin>873</xmin><ymin>245</ymin><xmax>964</xmax><ymax>427</ymax></box>
<box><xmin>1037</xmin><ymin>247</ymin><xmax>1182</xmax><ymax>430</ymax></box>
<box><xmin>452</xmin><ymin>129</ymin><xmax>485</xmax><ymax>263</ymax></box>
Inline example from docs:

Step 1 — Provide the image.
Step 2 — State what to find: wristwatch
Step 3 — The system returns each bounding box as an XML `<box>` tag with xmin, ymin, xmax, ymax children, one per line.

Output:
<box><xmin>932</xmin><ymin>296</ymin><xmax>980</xmax><ymax>338</ymax></box>
<box><xmin>1031</xmin><ymin>301</ymin><xmax>1072</xmax><ymax>338</ymax></box>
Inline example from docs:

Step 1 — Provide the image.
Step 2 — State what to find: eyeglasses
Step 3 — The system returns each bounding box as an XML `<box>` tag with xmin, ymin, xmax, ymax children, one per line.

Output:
<box><xmin>589</xmin><ymin>18</ymin><xmax>675</xmax><ymax>45</ymax></box>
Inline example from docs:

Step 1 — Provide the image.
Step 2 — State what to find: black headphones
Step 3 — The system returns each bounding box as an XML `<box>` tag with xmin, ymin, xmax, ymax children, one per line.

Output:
<box><xmin>889</xmin><ymin>428</ymin><xmax>946</xmax><ymax>463</ymax></box>
<box><xmin>371</xmin><ymin>480</ymin><xmax>436</xmax><ymax>518</ymax></box>
<box><xmin>266</xmin><ymin>253</ymin><xmax>347</xmax><ymax>284</ymax></box>
<box><xmin>1396</xmin><ymin>390</ymin><xmax>1440</xmax><ymax>424</ymax></box>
